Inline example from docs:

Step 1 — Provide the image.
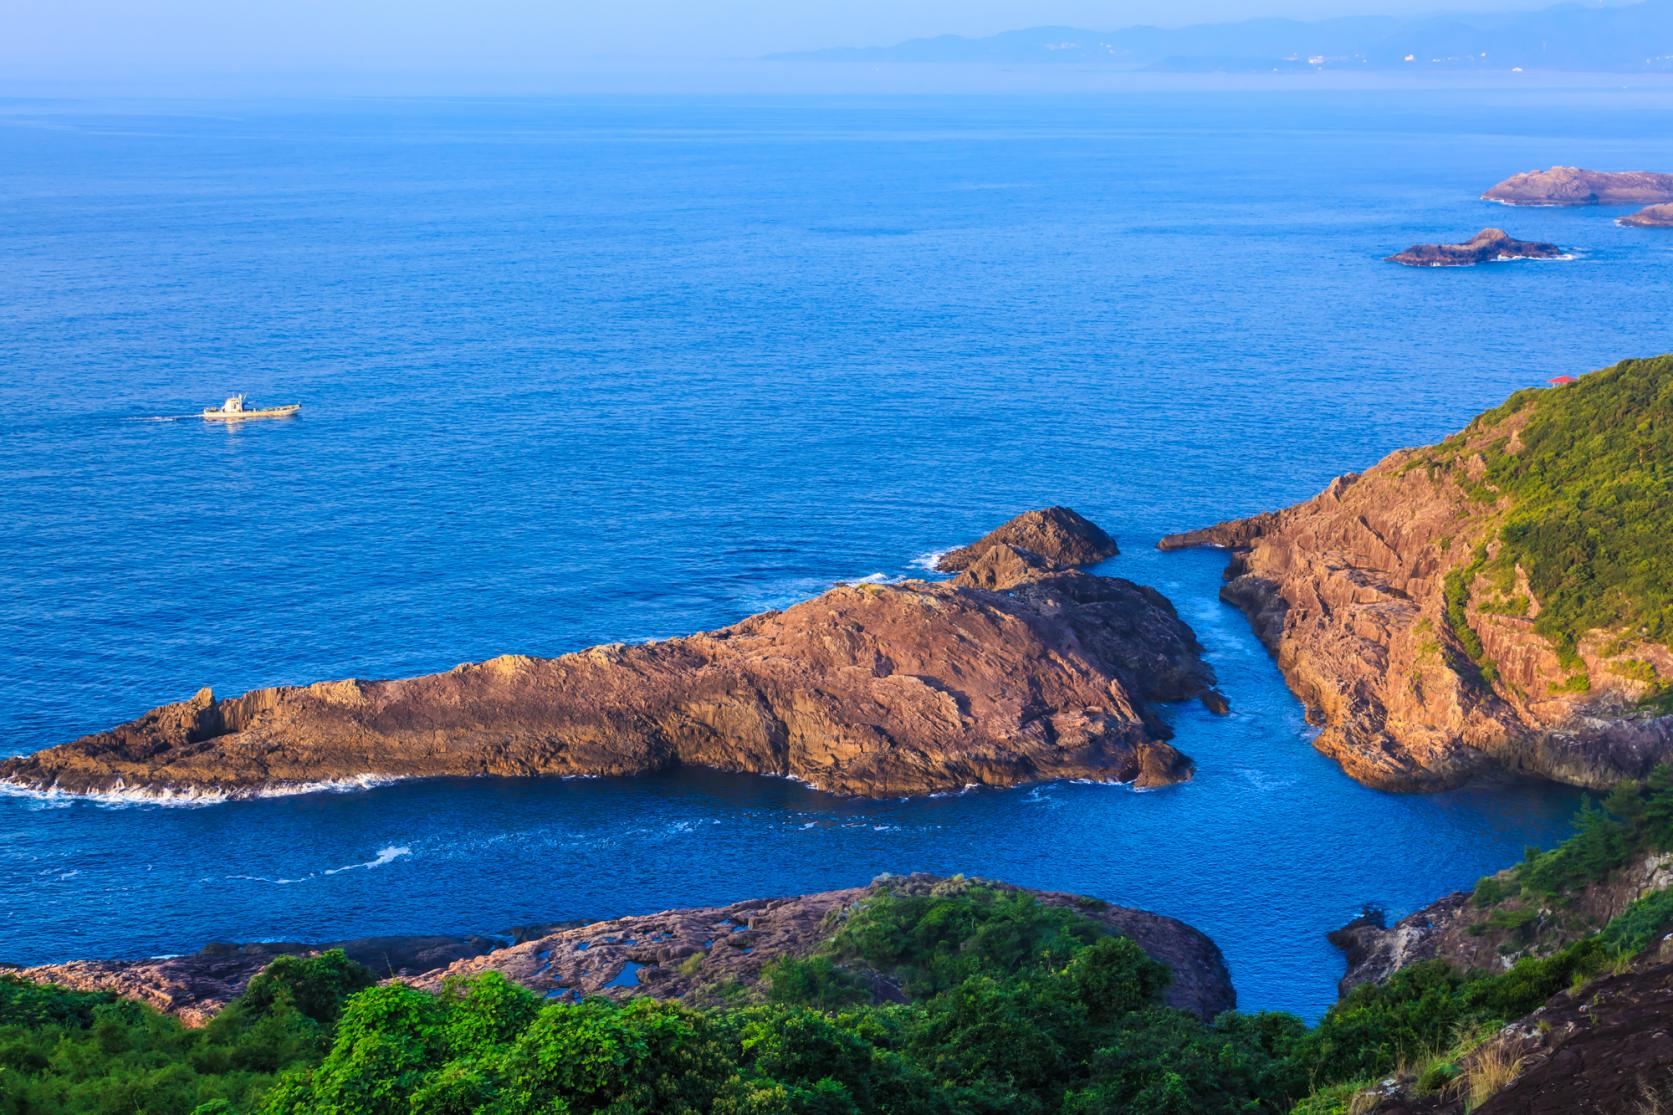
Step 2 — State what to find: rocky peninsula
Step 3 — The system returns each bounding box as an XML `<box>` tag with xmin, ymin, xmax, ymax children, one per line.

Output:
<box><xmin>1386</xmin><ymin>228</ymin><xmax>1563</xmax><ymax>267</ymax></box>
<box><xmin>0</xmin><ymin>509</ymin><xmax>1223</xmax><ymax>801</ymax></box>
<box><xmin>13</xmin><ymin>874</ymin><xmax>1236</xmax><ymax>1024</ymax></box>
<box><xmin>1622</xmin><ymin>203</ymin><xmax>1673</xmax><ymax>228</ymax></box>
<box><xmin>1161</xmin><ymin>356</ymin><xmax>1673</xmax><ymax>792</ymax></box>
<box><xmin>1483</xmin><ymin>166</ymin><xmax>1673</xmax><ymax>207</ymax></box>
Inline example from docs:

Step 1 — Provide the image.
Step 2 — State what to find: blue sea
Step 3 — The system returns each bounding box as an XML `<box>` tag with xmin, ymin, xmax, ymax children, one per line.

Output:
<box><xmin>3</xmin><ymin>90</ymin><xmax>1671</xmax><ymax>1019</ymax></box>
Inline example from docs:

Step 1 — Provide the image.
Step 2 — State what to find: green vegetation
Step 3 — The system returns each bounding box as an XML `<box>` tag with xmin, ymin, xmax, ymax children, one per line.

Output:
<box><xmin>1434</xmin><ymin>356</ymin><xmax>1673</xmax><ymax>661</ymax></box>
<box><xmin>0</xmin><ymin>949</ymin><xmax>370</xmax><ymax>1114</ymax></box>
<box><xmin>1442</xmin><ymin>555</ymin><xmax>1498</xmax><ymax>684</ymax></box>
<box><xmin>13</xmin><ymin>786</ymin><xmax>1673</xmax><ymax>1115</ymax></box>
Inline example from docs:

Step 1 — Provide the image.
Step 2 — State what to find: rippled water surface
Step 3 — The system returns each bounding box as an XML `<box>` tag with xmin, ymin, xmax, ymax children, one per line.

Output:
<box><xmin>4</xmin><ymin>90</ymin><xmax>1672</xmax><ymax>1018</ymax></box>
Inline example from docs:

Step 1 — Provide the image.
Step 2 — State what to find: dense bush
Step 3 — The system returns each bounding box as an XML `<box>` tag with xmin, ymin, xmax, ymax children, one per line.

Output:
<box><xmin>1461</xmin><ymin>355</ymin><xmax>1673</xmax><ymax>654</ymax></box>
<box><xmin>0</xmin><ymin>950</ymin><xmax>372</xmax><ymax>1115</ymax></box>
<box><xmin>15</xmin><ymin>799</ymin><xmax>1673</xmax><ymax>1115</ymax></box>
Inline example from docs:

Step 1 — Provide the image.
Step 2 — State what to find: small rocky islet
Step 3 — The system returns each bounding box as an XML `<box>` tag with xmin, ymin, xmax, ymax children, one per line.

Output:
<box><xmin>1386</xmin><ymin>228</ymin><xmax>1563</xmax><ymax>267</ymax></box>
<box><xmin>0</xmin><ymin>505</ymin><xmax>1224</xmax><ymax>801</ymax></box>
<box><xmin>1482</xmin><ymin>165</ymin><xmax>1673</xmax><ymax>207</ymax></box>
<box><xmin>1622</xmin><ymin>203</ymin><xmax>1673</xmax><ymax>228</ymax></box>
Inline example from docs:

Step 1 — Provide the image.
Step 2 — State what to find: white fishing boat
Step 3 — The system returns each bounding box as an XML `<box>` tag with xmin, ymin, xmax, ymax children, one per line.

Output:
<box><xmin>202</xmin><ymin>394</ymin><xmax>301</xmax><ymax>421</ymax></box>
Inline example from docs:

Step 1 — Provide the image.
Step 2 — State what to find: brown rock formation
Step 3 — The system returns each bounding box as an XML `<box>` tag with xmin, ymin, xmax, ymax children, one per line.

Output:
<box><xmin>1331</xmin><ymin>850</ymin><xmax>1673</xmax><ymax>995</ymax></box>
<box><xmin>935</xmin><ymin>507</ymin><xmax>1118</xmax><ymax>572</ymax></box>
<box><xmin>9</xmin><ymin>934</ymin><xmax>511</xmax><ymax>1027</ymax></box>
<box><xmin>1483</xmin><ymin>166</ymin><xmax>1673</xmax><ymax>207</ymax></box>
<box><xmin>1159</xmin><ymin>374</ymin><xmax>1673</xmax><ymax>792</ymax></box>
<box><xmin>15</xmin><ymin>875</ymin><xmax>1237</xmax><ymax>1024</ymax></box>
<box><xmin>1386</xmin><ymin>228</ymin><xmax>1564</xmax><ymax>267</ymax></box>
<box><xmin>0</xmin><ymin>514</ymin><xmax>1220</xmax><ymax>800</ymax></box>
<box><xmin>1623</xmin><ymin>203</ymin><xmax>1673</xmax><ymax>228</ymax></box>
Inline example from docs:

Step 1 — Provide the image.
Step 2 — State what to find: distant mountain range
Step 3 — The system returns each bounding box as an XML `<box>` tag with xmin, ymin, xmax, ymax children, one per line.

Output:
<box><xmin>770</xmin><ymin>0</ymin><xmax>1673</xmax><ymax>73</ymax></box>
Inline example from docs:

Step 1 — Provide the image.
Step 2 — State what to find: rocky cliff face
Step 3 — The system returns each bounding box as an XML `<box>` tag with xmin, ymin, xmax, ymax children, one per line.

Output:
<box><xmin>15</xmin><ymin>875</ymin><xmax>1237</xmax><ymax>1024</ymax></box>
<box><xmin>1622</xmin><ymin>203</ymin><xmax>1673</xmax><ymax>228</ymax></box>
<box><xmin>1</xmin><ymin>511</ymin><xmax>1222</xmax><ymax>800</ymax></box>
<box><xmin>1361</xmin><ymin>956</ymin><xmax>1673</xmax><ymax>1115</ymax></box>
<box><xmin>1483</xmin><ymin>166</ymin><xmax>1673</xmax><ymax>206</ymax></box>
<box><xmin>1386</xmin><ymin>228</ymin><xmax>1563</xmax><ymax>267</ymax></box>
<box><xmin>1160</xmin><ymin>362</ymin><xmax>1673</xmax><ymax>792</ymax></box>
<box><xmin>1330</xmin><ymin>849</ymin><xmax>1673</xmax><ymax>995</ymax></box>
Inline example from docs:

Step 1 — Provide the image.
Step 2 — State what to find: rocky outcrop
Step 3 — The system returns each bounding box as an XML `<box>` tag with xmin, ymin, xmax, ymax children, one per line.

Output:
<box><xmin>1159</xmin><ymin>364</ymin><xmax>1673</xmax><ymax>792</ymax></box>
<box><xmin>1483</xmin><ymin>166</ymin><xmax>1673</xmax><ymax>206</ymax></box>
<box><xmin>935</xmin><ymin>507</ymin><xmax>1118</xmax><ymax>572</ymax></box>
<box><xmin>0</xmin><ymin>512</ymin><xmax>1222</xmax><ymax>800</ymax></box>
<box><xmin>1331</xmin><ymin>850</ymin><xmax>1673</xmax><ymax>994</ymax></box>
<box><xmin>1360</xmin><ymin>958</ymin><xmax>1673</xmax><ymax>1115</ymax></box>
<box><xmin>15</xmin><ymin>876</ymin><xmax>1238</xmax><ymax>1024</ymax></box>
<box><xmin>10</xmin><ymin>934</ymin><xmax>516</xmax><ymax>1027</ymax></box>
<box><xmin>1622</xmin><ymin>203</ymin><xmax>1673</xmax><ymax>228</ymax></box>
<box><xmin>1386</xmin><ymin>228</ymin><xmax>1563</xmax><ymax>267</ymax></box>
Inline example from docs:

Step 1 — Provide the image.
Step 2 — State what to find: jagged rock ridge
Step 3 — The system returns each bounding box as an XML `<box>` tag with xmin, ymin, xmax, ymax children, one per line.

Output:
<box><xmin>1</xmin><ymin>510</ymin><xmax>1223</xmax><ymax>800</ymax></box>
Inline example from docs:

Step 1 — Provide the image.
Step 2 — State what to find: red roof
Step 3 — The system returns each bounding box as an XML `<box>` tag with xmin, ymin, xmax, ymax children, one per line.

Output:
<box><xmin>1548</xmin><ymin>375</ymin><xmax>1578</xmax><ymax>385</ymax></box>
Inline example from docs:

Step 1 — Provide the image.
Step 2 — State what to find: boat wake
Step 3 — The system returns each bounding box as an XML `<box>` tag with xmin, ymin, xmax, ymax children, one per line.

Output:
<box><xmin>227</xmin><ymin>844</ymin><xmax>413</xmax><ymax>885</ymax></box>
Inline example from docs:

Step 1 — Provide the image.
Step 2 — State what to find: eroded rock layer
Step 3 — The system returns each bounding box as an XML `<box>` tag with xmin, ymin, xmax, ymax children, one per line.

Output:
<box><xmin>1</xmin><ymin>512</ymin><xmax>1220</xmax><ymax>800</ymax></box>
<box><xmin>1160</xmin><ymin>359</ymin><xmax>1673</xmax><ymax>791</ymax></box>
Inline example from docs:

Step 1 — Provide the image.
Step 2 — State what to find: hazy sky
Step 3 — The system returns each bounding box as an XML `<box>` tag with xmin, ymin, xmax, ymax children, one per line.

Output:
<box><xmin>0</xmin><ymin>0</ymin><xmax>1589</xmax><ymax>94</ymax></box>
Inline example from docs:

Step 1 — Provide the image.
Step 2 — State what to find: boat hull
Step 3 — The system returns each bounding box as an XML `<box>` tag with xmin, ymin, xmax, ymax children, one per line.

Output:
<box><xmin>202</xmin><ymin>405</ymin><xmax>301</xmax><ymax>421</ymax></box>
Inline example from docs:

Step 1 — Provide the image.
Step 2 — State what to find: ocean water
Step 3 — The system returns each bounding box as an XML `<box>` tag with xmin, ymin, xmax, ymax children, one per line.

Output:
<box><xmin>4</xmin><ymin>90</ymin><xmax>1672</xmax><ymax>1019</ymax></box>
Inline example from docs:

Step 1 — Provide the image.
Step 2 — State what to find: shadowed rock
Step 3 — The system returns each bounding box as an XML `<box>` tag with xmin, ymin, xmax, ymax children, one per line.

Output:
<box><xmin>1386</xmin><ymin>228</ymin><xmax>1563</xmax><ymax>267</ymax></box>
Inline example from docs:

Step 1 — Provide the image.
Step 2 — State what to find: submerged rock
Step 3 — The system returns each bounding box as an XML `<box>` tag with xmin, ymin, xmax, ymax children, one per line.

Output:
<box><xmin>1482</xmin><ymin>166</ymin><xmax>1673</xmax><ymax>207</ymax></box>
<box><xmin>15</xmin><ymin>875</ymin><xmax>1237</xmax><ymax>1024</ymax></box>
<box><xmin>1386</xmin><ymin>228</ymin><xmax>1563</xmax><ymax>267</ymax></box>
<box><xmin>0</xmin><ymin>511</ymin><xmax>1218</xmax><ymax>800</ymax></box>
